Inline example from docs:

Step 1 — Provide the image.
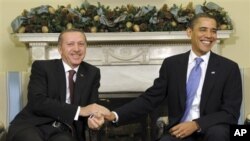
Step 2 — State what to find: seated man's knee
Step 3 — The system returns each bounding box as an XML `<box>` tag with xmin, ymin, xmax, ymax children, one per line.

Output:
<box><xmin>159</xmin><ymin>134</ymin><xmax>178</xmax><ymax>141</ymax></box>
<box><xmin>48</xmin><ymin>133</ymin><xmax>76</xmax><ymax>141</ymax></box>
<box><xmin>204</xmin><ymin>124</ymin><xmax>229</xmax><ymax>141</ymax></box>
<box><xmin>10</xmin><ymin>126</ymin><xmax>43</xmax><ymax>141</ymax></box>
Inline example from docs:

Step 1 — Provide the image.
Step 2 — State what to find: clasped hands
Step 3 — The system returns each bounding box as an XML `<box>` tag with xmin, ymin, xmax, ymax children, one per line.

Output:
<box><xmin>79</xmin><ymin>103</ymin><xmax>115</xmax><ymax>130</ymax></box>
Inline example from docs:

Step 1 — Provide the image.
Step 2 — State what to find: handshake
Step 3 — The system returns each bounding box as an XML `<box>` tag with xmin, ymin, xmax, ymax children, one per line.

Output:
<box><xmin>79</xmin><ymin>103</ymin><xmax>116</xmax><ymax>130</ymax></box>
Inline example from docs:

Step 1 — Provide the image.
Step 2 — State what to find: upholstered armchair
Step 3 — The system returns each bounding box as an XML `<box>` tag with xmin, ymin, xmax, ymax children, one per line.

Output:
<box><xmin>245</xmin><ymin>113</ymin><xmax>250</xmax><ymax>125</ymax></box>
<box><xmin>0</xmin><ymin>122</ymin><xmax>6</xmax><ymax>141</ymax></box>
<box><xmin>156</xmin><ymin>116</ymin><xmax>168</xmax><ymax>139</ymax></box>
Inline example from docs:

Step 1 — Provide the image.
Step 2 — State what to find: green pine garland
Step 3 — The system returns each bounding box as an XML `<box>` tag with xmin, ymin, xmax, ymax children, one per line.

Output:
<box><xmin>11</xmin><ymin>1</ymin><xmax>233</xmax><ymax>33</ymax></box>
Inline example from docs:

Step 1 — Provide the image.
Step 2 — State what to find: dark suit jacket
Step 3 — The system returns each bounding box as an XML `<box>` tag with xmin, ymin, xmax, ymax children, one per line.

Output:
<box><xmin>115</xmin><ymin>51</ymin><xmax>242</xmax><ymax>132</ymax></box>
<box><xmin>8</xmin><ymin>59</ymin><xmax>100</xmax><ymax>141</ymax></box>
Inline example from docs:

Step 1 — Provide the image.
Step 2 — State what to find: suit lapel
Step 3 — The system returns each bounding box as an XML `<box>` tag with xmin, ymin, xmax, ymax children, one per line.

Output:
<box><xmin>200</xmin><ymin>52</ymin><xmax>219</xmax><ymax>113</ymax></box>
<box><xmin>55</xmin><ymin>60</ymin><xmax>67</xmax><ymax>102</ymax></box>
<box><xmin>177</xmin><ymin>52</ymin><xmax>190</xmax><ymax>111</ymax></box>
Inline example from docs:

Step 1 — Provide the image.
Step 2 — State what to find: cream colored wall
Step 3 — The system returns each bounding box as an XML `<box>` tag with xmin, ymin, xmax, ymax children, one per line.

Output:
<box><xmin>0</xmin><ymin>0</ymin><xmax>250</xmax><ymax>127</ymax></box>
<box><xmin>0</xmin><ymin>73</ymin><xmax>7</xmax><ymax>128</ymax></box>
<box><xmin>243</xmin><ymin>68</ymin><xmax>250</xmax><ymax>121</ymax></box>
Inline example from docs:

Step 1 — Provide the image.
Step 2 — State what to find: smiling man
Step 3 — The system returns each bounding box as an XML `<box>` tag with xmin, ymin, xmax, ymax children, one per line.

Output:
<box><xmin>7</xmin><ymin>29</ymin><xmax>109</xmax><ymax>141</ymax></box>
<box><xmin>105</xmin><ymin>13</ymin><xmax>242</xmax><ymax>141</ymax></box>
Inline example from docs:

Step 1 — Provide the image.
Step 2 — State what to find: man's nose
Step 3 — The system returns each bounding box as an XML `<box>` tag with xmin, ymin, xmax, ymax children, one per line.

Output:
<box><xmin>73</xmin><ymin>44</ymin><xmax>80</xmax><ymax>51</ymax></box>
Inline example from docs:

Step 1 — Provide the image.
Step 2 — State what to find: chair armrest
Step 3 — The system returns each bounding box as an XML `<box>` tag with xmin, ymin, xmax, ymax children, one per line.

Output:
<box><xmin>156</xmin><ymin>116</ymin><xmax>168</xmax><ymax>139</ymax></box>
<box><xmin>245</xmin><ymin>113</ymin><xmax>250</xmax><ymax>125</ymax></box>
<box><xmin>156</xmin><ymin>116</ymin><xmax>168</xmax><ymax>127</ymax></box>
<box><xmin>0</xmin><ymin>121</ymin><xmax>6</xmax><ymax>141</ymax></box>
<box><xmin>0</xmin><ymin>122</ymin><xmax>4</xmax><ymax>132</ymax></box>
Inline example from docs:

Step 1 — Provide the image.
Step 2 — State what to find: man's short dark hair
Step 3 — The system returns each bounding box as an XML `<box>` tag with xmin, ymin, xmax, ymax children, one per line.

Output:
<box><xmin>58</xmin><ymin>29</ymin><xmax>86</xmax><ymax>45</ymax></box>
<box><xmin>188</xmin><ymin>13</ymin><xmax>218</xmax><ymax>29</ymax></box>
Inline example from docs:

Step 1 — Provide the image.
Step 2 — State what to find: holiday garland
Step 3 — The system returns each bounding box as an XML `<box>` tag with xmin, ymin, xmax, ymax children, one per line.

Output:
<box><xmin>11</xmin><ymin>1</ymin><xmax>233</xmax><ymax>33</ymax></box>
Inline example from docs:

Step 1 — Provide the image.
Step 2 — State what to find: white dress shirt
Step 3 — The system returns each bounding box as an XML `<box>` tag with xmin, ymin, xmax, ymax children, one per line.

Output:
<box><xmin>62</xmin><ymin>61</ymin><xmax>81</xmax><ymax>120</ymax></box>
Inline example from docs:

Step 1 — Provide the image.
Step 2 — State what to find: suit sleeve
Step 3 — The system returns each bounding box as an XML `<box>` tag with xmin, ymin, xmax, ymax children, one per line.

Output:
<box><xmin>115</xmin><ymin>59</ymin><xmax>168</xmax><ymax>124</ymax></box>
<box><xmin>89</xmin><ymin>68</ymin><xmax>100</xmax><ymax>103</ymax></box>
<box><xmin>27</xmin><ymin>61</ymin><xmax>78</xmax><ymax>125</ymax></box>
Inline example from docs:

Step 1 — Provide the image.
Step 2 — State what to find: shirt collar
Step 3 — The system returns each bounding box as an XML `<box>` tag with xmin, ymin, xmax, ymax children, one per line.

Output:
<box><xmin>189</xmin><ymin>50</ymin><xmax>210</xmax><ymax>65</ymax></box>
<box><xmin>62</xmin><ymin>60</ymin><xmax>79</xmax><ymax>73</ymax></box>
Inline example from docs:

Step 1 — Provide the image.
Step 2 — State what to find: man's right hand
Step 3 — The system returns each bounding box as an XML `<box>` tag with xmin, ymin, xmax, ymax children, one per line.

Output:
<box><xmin>104</xmin><ymin>111</ymin><xmax>116</xmax><ymax>122</ymax></box>
<box><xmin>79</xmin><ymin>103</ymin><xmax>110</xmax><ymax>117</ymax></box>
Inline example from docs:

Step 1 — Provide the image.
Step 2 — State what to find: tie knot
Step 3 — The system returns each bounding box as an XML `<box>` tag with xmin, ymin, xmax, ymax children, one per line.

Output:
<box><xmin>195</xmin><ymin>57</ymin><xmax>203</xmax><ymax>66</ymax></box>
<box><xmin>68</xmin><ymin>70</ymin><xmax>76</xmax><ymax>78</ymax></box>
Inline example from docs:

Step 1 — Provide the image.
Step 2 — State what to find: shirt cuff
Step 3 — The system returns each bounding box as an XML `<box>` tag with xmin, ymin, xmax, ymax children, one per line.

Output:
<box><xmin>193</xmin><ymin>120</ymin><xmax>202</xmax><ymax>132</ymax></box>
<box><xmin>74</xmin><ymin>106</ymin><xmax>81</xmax><ymax>120</ymax></box>
<box><xmin>112</xmin><ymin>111</ymin><xmax>119</xmax><ymax>123</ymax></box>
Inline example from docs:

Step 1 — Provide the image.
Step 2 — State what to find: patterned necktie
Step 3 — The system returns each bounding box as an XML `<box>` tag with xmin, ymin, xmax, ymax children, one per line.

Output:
<box><xmin>68</xmin><ymin>70</ymin><xmax>76</xmax><ymax>104</ymax></box>
<box><xmin>181</xmin><ymin>57</ymin><xmax>203</xmax><ymax>121</ymax></box>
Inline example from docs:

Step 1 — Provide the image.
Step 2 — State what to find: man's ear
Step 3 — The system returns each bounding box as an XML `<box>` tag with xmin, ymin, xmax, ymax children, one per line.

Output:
<box><xmin>186</xmin><ymin>28</ymin><xmax>192</xmax><ymax>38</ymax></box>
<box><xmin>58</xmin><ymin>46</ymin><xmax>62</xmax><ymax>55</ymax></box>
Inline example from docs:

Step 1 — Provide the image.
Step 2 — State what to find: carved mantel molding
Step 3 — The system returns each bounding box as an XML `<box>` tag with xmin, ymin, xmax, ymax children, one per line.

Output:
<box><xmin>14</xmin><ymin>30</ymin><xmax>232</xmax><ymax>43</ymax></box>
<box><xmin>14</xmin><ymin>31</ymin><xmax>232</xmax><ymax>93</ymax></box>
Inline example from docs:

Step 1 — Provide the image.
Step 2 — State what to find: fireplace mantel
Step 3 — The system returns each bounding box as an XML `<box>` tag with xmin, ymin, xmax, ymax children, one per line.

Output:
<box><xmin>14</xmin><ymin>30</ymin><xmax>232</xmax><ymax>43</ymax></box>
<box><xmin>14</xmin><ymin>31</ymin><xmax>232</xmax><ymax>93</ymax></box>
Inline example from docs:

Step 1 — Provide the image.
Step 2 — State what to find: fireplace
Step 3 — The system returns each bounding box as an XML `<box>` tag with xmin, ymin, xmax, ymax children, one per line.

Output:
<box><xmin>14</xmin><ymin>31</ymin><xmax>231</xmax><ymax>141</ymax></box>
<box><xmin>98</xmin><ymin>92</ymin><xmax>148</xmax><ymax>141</ymax></box>
<box><xmin>97</xmin><ymin>91</ymin><xmax>169</xmax><ymax>141</ymax></box>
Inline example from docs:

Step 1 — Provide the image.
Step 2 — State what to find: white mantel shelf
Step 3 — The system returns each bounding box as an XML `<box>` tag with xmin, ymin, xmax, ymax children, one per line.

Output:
<box><xmin>14</xmin><ymin>30</ymin><xmax>232</xmax><ymax>43</ymax></box>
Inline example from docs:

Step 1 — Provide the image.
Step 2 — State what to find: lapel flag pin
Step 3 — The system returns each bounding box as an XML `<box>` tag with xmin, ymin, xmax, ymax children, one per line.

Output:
<box><xmin>80</xmin><ymin>73</ymin><xmax>84</xmax><ymax>77</ymax></box>
<box><xmin>211</xmin><ymin>71</ymin><xmax>216</xmax><ymax>74</ymax></box>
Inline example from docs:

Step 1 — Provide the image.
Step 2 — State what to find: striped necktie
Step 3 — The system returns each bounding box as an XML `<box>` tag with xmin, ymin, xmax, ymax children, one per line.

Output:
<box><xmin>68</xmin><ymin>70</ymin><xmax>76</xmax><ymax>104</ymax></box>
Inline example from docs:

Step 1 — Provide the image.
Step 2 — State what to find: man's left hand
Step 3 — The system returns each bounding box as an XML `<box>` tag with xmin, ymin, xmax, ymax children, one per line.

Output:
<box><xmin>169</xmin><ymin>121</ymin><xmax>198</xmax><ymax>139</ymax></box>
<box><xmin>87</xmin><ymin>112</ymin><xmax>105</xmax><ymax>130</ymax></box>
